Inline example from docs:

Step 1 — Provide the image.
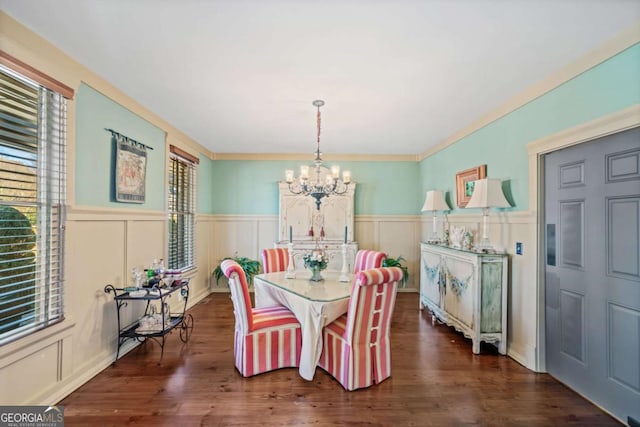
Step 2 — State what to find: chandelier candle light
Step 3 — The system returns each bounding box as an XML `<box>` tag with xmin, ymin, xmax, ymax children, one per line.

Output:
<box><xmin>285</xmin><ymin>100</ymin><xmax>351</xmax><ymax>210</ymax></box>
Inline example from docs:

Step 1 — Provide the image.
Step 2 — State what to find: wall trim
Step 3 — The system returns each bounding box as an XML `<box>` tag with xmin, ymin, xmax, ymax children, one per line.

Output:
<box><xmin>356</xmin><ymin>214</ymin><xmax>420</xmax><ymax>222</ymax></box>
<box><xmin>199</xmin><ymin>214</ymin><xmax>429</xmax><ymax>222</ymax></box>
<box><xmin>39</xmin><ymin>338</ymin><xmax>143</xmax><ymax>406</ymax></box>
<box><xmin>67</xmin><ymin>206</ymin><xmax>167</xmax><ymax>221</ymax></box>
<box><xmin>418</xmin><ymin>23</ymin><xmax>640</xmax><ymax>161</ymax></box>
<box><xmin>211</xmin><ymin>152</ymin><xmax>419</xmax><ymax>161</ymax></box>
<box><xmin>0</xmin><ymin>49</ymin><xmax>74</xmax><ymax>99</ymax></box>
<box><xmin>198</xmin><ymin>214</ymin><xmax>278</xmax><ymax>222</ymax></box>
<box><xmin>0</xmin><ymin>320</ymin><xmax>75</xmax><ymax>367</ymax></box>
<box><xmin>507</xmin><ymin>343</ymin><xmax>537</xmax><ymax>372</ymax></box>
<box><xmin>441</xmin><ymin>210</ymin><xmax>536</xmax><ymax>225</ymax></box>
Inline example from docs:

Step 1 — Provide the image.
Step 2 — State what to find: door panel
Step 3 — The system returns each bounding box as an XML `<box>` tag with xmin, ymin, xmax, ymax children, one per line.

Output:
<box><xmin>608</xmin><ymin>303</ymin><xmax>640</xmax><ymax>392</ymax></box>
<box><xmin>607</xmin><ymin>196</ymin><xmax>639</xmax><ymax>280</ymax></box>
<box><xmin>559</xmin><ymin>289</ymin><xmax>585</xmax><ymax>363</ymax></box>
<box><xmin>545</xmin><ymin>126</ymin><xmax>640</xmax><ymax>423</ymax></box>
<box><xmin>559</xmin><ymin>200</ymin><xmax>585</xmax><ymax>268</ymax></box>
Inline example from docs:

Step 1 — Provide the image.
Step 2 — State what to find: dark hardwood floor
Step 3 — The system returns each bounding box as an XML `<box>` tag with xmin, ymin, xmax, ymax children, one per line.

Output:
<box><xmin>59</xmin><ymin>293</ymin><xmax>618</xmax><ymax>426</ymax></box>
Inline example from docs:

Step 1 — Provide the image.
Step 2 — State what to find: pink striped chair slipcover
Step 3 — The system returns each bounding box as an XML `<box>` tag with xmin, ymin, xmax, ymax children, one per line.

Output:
<box><xmin>221</xmin><ymin>259</ymin><xmax>302</xmax><ymax>377</ymax></box>
<box><xmin>261</xmin><ymin>248</ymin><xmax>289</xmax><ymax>273</ymax></box>
<box><xmin>318</xmin><ymin>267</ymin><xmax>403</xmax><ymax>391</ymax></box>
<box><xmin>353</xmin><ymin>249</ymin><xmax>387</xmax><ymax>273</ymax></box>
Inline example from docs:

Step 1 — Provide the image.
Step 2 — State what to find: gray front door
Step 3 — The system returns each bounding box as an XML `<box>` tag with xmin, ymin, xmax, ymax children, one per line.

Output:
<box><xmin>544</xmin><ymin>127</ymin><xmax>640</xmax><ymax>424</ymax></box>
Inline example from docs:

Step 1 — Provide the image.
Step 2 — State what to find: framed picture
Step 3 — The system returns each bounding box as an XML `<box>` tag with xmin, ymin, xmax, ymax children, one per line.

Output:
<box><xmin>456</xmin><ymin>165</ymin><xmax>486</xmax><ymax>207</ymax></box>
<box><xmin>115</xmin><ymin>136</ymin><xmax>147</xmax><ymax>203</ymax></box>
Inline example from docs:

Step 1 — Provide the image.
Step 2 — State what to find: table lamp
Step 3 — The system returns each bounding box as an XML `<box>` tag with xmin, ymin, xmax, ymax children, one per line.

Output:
<box><xmin>421</xmin><ymin>190</ymin><xmax>450</xmax><ymax>243</ymax></box>
<box><xmin>466</xmin><ymin>178</ymin><xmax>510</xmax><ymax>250</ymax></box>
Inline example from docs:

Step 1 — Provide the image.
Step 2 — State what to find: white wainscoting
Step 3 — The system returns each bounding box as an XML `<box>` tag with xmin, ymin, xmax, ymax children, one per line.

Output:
<box><xmin>205</xmin><ymin>214</ymin><xmax>422</xmax><ymax>291</ymax></box>
<box><xmin>0</xmin><ymin>207</ymin><xmax>212</xmax><ymax>405</ymax></box>
<box><xmin>0</xmin><ymin>209</ymin><xmax>538</xmax><ymax>406</ymax></box>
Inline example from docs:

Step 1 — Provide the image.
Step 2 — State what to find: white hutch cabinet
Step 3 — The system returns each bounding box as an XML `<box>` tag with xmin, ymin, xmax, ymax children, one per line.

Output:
<box><xmin>275</xmin><ymin>179</ymin><xmax>357</xmax><ymax>272</ymax></box>
<box><xmin>420</xmin><ymin>242</ymin><xmax>508</xmax><ymax>354</ymax></box>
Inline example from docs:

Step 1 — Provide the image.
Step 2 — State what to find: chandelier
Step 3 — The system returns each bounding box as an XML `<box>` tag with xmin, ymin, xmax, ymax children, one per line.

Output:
<box><xmin>285</xmin><ymin>100</ymin><xmax>351</xmax><ymax>210</ymax></box>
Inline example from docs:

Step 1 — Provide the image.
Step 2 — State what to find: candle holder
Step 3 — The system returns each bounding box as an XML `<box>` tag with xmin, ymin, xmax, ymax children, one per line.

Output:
<box><xmin>339</xmin><ymin>243</ymin><xmax>350</xmax><ymax>282</ymax></box>
<box><xmin>285</xmin><ymin>242</ymin><xmax>296</xmax><ymax>278</ymax></box>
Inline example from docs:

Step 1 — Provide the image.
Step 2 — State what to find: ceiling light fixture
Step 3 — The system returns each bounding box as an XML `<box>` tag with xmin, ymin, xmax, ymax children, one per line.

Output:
<box><xmin>285</xmin><ymin>100</ymin><xmax>351</xmax><ymax>210</ymax></box>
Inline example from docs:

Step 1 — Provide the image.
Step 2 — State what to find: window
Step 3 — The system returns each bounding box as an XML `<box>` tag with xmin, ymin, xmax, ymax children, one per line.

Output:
<box><xmin>168</xmin><ymin>146</ymin><xmax>197</xmax><ymax>271</ymax></box>
<box><xmin>0</xmin><ymin>62</ymin><xmax>69</xmax><ymax>344</ymax></box>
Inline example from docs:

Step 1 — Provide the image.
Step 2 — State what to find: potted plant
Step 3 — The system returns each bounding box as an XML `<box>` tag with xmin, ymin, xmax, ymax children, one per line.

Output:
<box><xmin>212</xmin><ymin>254</ymin><xmax>261</xmax><ymax>286</ymax></box>
<box><xmin>382</xmin><ymin>255</ymin><xmax>409</xmax><ymax>288</ymax></box>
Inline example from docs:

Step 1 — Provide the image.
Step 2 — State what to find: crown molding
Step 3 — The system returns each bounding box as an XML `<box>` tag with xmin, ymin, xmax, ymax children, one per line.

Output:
<box><xmin>210</xmin><ymin>152</ymin><xmax>418</xmax><ymax>161</ymax></box>
<box><xmin>418</xmin><ymin>22</ymin><xmax>640</xmax><ymax>161</ymax></box>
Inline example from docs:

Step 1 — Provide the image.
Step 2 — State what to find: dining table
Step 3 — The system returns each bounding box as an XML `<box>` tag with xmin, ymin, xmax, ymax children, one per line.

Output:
<box><xmin>253</xmin><ymin>270</ymin><xmax>352</xmax><ymax>380</ymax></box>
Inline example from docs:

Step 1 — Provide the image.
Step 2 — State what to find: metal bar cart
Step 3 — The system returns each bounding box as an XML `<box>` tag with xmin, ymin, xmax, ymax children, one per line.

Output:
<box><xmin>104</xmin><ymin>279</ymin><xmax>194</xmax><ymax>362</ymax></box>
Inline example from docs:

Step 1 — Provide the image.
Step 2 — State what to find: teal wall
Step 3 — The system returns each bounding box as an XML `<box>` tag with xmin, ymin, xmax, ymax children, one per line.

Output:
<box><xmin>75</xmin><ymin>84</ymin><xmax>166</xmax><ymax>210</ymax></box>
<box><xmin>420</xmin><ymin>43</ymin><xmax>640</xmax><ymax>213</ymax></box>
<box><xmin>206</xmin><ymin>159</ymin><xmax>420</xmax><ymax>215</ymax></box>
<box><xmin>197</xmin><ymin>153</ymin><xmax>216</xmax><ymax>214</ymax></box>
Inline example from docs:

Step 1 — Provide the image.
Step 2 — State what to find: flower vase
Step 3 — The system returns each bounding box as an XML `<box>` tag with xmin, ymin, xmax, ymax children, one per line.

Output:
<box><xmin>309</xmin><ymin>266</ymin><xmax>324</xmax><ymax>282</ymax></box>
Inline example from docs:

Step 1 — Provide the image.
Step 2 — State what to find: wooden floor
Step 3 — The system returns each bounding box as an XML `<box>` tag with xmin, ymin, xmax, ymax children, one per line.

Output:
<box><xmin>60</xmin><ymin>293</ymin><xmax>618</xmax><ymax>426</ymax></box>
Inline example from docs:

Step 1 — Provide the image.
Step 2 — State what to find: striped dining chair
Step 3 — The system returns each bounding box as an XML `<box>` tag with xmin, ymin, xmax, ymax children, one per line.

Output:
<box><xmin>221</xmin><ymin>259</ymin><xmax>302</xmax><ymax>377</ymax></box>
<box><xmin>261</xmin><ymin>247</ymin><xmax>290</xmax><ymax>273</ymax></box>
<box><xmin>318</xmin><ymin>267</ymin><xmax>403</xmax><ymax>390</ymax></box>
<box><xmin>353</xmin><ymin>249</ymin><xmax>387</xmax><ymax>273</ymax></box>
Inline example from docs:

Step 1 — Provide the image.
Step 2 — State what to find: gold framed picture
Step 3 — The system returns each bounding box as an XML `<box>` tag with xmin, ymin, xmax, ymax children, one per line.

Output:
<box><xmin>456</xmin><ymin>165</ymin><xmax>486</xmax><ymax>207</ymax></box>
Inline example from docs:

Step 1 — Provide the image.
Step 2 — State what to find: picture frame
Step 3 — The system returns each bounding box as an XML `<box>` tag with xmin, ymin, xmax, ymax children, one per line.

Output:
<box><xmin>115</xmin><ymin>136</ymin><xmax>147</xmax><ymax>203</ymax></box>
<box><xmin>456</xmin><ymin>165</ymin><xmax>486</xmax><ymax>207</ymax></box>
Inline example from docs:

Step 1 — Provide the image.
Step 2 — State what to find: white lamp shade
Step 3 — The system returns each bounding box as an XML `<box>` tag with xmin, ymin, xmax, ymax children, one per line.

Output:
<box><xmin>421</xmin><ymin>190</ymin><xmax>450</xmax><ymax>212</ymax></box>
<box><xmin>466</xmin><ymin>178</ymin><xmax>510</xmax><ymax>209</ymax></box>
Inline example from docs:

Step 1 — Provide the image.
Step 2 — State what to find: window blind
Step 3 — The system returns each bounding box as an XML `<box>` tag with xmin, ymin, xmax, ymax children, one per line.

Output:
<box><xmin>168</xmin><ymin>151</ymin><xmax>196</xmax><ymax>271</ymax></box>
<box><xmin>0</xmin><ymin>65</ymin><xmax>66</xmax><ymax>344</ymax></box>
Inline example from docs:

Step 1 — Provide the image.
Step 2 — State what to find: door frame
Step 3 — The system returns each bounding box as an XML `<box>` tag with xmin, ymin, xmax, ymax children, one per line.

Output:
<box><xmin>526</xmin><ymin>104</ymin><xmax>640</xmax><ymax>372</ymax></box>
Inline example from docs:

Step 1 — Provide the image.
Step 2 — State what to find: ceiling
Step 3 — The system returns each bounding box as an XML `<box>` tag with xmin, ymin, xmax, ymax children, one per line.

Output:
<box><xmin>2</xmin><ymin>1</ymin><xmax>638</xmax><ymax>155</ymax></box>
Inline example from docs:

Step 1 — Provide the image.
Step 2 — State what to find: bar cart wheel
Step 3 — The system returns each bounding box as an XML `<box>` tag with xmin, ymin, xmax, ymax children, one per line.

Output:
<box><xmin>180</xmin><ymin>313</ymin><xmax>194</xmax><ymax>342</ymax></box>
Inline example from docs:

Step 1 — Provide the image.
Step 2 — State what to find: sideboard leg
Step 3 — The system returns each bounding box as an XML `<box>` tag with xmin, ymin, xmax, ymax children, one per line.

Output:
<box><xmin>498</xmin><ymin>340</ymin><xmax>507</xmax><ymax>355</ymax></box>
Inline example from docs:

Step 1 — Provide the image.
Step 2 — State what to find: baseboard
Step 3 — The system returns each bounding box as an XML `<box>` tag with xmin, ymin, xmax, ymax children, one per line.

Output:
<box><xmin>33</xmin><ymin>288</ymin><xmax>211</xmax><ymax>406</ymax></box>
<box><xmin>186</xmin><ymin>287</ymin><xmax>210</xmax><ymax>308</ymax></box>
<box><xmin>398</xmin><ymin>287</ymin><xmax>418</xmax><ymax>293</ymax></box>
<box><xmin>507</xmin><ymin>342</ymin><xmax>537</xmax><ymax>371</ymax></box>
<box><xmin>34</xmin><ymin>340</ymin><xmax>140</xmax><ymax>406</ymax></box>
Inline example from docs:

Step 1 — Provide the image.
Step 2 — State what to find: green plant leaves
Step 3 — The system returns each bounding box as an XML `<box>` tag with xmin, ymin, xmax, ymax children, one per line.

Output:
<box><xmin>212</xmin><ymin>255</ymin><xmax>261</xmax><ymax>286</ymax></box>
<box><xmin>382</xmin><ymin>255</ymin><xmax>409</xmax><ymax>287</ymax></box>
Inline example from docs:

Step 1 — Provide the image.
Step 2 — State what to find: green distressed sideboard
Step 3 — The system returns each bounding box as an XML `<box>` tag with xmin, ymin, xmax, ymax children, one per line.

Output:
<box><xmin>419</xmin><ymin>242</ymin><xmax>508</xmax><ymax>354</ymax></box>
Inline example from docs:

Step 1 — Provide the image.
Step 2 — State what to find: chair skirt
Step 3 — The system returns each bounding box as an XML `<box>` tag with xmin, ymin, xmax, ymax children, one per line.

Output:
<box><xmin>318</xmin><ymin>314</ymin><xmax>392</xmax><ymax>391</ymax></box>
<box><xmin>234</xmin><ymin>307</ymin><xmax>302</xmax><ymax>377</ymax></box>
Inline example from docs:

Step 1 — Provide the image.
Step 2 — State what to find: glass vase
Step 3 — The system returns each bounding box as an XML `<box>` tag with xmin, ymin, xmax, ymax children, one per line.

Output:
<box><xmin>309</xmin><ymin>266</ymin><xmax>324</xmax><ymax>282</ymax></box>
